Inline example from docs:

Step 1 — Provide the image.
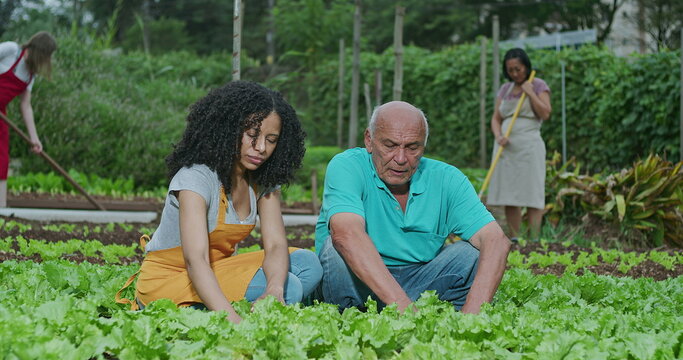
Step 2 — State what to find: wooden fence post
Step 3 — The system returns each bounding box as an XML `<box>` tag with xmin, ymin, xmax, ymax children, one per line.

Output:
<box><xmin>479</xmin><ymin>37</ymin><xmax>487</xmax><ymax>169</ymax></box>
<box><xmin>337</xmin><ymin>39</ymin><xmax>345</xmax><ymax>148</ymax></box>
<box><xmin>311</xmin><ymin>169</ymin><xmax>319</xmax><ymax>215</ymax></box>
<box><xmin>348</xmin><ymin>0</ymin><xmax>361</xmax><ymax>148</ymax></box>
<box><xmin>492</xmin><ymin>15</ymin><xmax>500</xmax><ymax>102</ymax></box>
<box><xmin>232</xmin><ymin>0</ymin><xmax>244</xmax><ymax>80</ymax></box>
<box><xmin>374</xmin><ymin>69</ymin><xmax>382</xmax><ymax>107</ymax></box>
<box><xmin>364</xmin><ymin>83</ymin><xmax>372</xmax><ymax>125</ymax></box>
<box><xmin>392</xmin><ymin>6</ymin><xmax>405</xmax><ymax>101</ymax></box>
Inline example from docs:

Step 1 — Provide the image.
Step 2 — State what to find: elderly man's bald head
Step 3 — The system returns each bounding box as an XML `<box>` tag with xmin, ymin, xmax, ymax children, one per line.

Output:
<box><xmin>368</xmin><ymin>101</ymin><xmax>429</xmax><ymax>145</ymax></box>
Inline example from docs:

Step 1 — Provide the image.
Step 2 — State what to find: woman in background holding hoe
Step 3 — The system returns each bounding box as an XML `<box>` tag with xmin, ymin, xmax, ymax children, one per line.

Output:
<box><xmin>0</xmin><ymin>31</ymin><xmax>57</xmax><ymax>207</ymax></box>
<box><xmin>487</xmin><ymin>48</ymin><xmax>552</xmax><ymax>241</ymax></box>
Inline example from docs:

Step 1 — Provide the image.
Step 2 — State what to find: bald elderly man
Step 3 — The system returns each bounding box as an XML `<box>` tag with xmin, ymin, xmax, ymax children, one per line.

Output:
<box><xmin>315</xmin><ymin>101</ymin><xmax>511</xmax><ymax>313</ymax></box>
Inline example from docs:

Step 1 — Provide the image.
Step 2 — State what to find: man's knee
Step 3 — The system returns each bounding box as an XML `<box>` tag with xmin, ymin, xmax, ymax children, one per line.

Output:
<box><xmin>415</xmin><ymin>241</ymin><xmax>480</xmax><ymax>308</ymax></box>
<box><xmin>441</xmin><ymin>240</ymin><xmax>480</xmax><ymax>276</ymax></box>
<box><xmin>318</xmin><ymin>236</ymin><xmax>366</xmax><ymax>309</ymax></box>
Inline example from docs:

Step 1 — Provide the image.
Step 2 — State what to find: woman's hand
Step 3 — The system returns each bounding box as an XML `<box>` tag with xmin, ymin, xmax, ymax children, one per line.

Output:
<box><xmin>520</xmin><ymin>81</ymin><xmax>534</xmax><ymax>97</ymax></box>
<box><xmin>495</xmin><ymin>135</ymin><xmax>509</xmax><ymax>147</ymax></box>
<box><xmin>255</xmin><ymin>286</ymin><xmax>285</xmax><ymax>304</ymax></box>
<box><xmin>30</xmin><ymin>138</ymin><xmax>42</xmax><ymax>153</ymax></box>
<box><xmin>226</xmin><ymin>311</ymin><xmax>243</xmax><ymax>324</ymax></box>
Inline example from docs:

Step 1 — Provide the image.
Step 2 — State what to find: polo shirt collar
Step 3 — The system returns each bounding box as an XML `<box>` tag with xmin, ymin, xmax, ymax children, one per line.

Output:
<box><xmin>366</xmin><ymin>151</ymin><xmax>427</xmax><ymax>196</ymax></box>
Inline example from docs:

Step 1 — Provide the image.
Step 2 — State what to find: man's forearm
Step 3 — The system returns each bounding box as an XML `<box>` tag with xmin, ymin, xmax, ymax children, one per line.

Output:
<box><xmin>461</xmin><ymin>236</ymin><xmax>510</xmax><ymax>313</ymax></box>
<box><xmin>333</xmin><ymin>233</ymin><xmax>412</xmax><ymax>308</ymax></box>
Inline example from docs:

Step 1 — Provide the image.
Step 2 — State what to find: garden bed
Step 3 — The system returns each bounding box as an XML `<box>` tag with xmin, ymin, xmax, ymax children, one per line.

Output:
<box><xmin>1</xmin><ymin>214</ymin><xmax>680</xmax><ymax>280</ymax></box>
<box><xmin>7</xmin><ymin>191</ymin><xmax>317</xmax><ymax>214</ymax></box>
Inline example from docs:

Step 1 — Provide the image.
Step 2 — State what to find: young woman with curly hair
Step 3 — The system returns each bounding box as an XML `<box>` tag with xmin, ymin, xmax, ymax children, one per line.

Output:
<box><xmin>0</xmin><ymin>31</ymin><xmax>57</xmax><ymax>207</ymax></box>
<box><xmin>117</xmin><ymin>81</ymin><xmax>322</xmax><ymax>324</ymax></box>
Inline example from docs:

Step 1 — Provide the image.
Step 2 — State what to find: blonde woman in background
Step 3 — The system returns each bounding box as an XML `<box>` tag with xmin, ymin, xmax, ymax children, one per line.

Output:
<box><xmin>0</xmin><ymin>31</ymin><xmax>57</xmax><ymax>207</ymax></box>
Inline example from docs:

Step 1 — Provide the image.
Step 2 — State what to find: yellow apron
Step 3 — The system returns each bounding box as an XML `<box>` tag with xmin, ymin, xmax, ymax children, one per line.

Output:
<box><xmin>116</xmin><ymin>187</ymin><xmax>294</xmax><ymax>310</ymax></box>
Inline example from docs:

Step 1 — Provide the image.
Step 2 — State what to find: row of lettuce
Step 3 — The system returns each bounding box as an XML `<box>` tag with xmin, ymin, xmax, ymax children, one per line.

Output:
<box><xmin>0</xmin><ymin>259</ymin><xmax>680</xmax><ymax>359</ymax></box>
<box><xmin>0</xmin><ymin>228</ymin><xmax>683</xmax><ymax>274</ymax></box>
<box><xmin>9</xmin><ymin>151</ymin><xmax>682</xmax><ymax>249</ymax></box>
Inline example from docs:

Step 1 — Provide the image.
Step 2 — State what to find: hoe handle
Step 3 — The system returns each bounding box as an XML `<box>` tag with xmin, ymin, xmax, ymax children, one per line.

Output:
<box><xmin>0</xmin><ymin>111</ymin><xmax>106</xmax><ymax>211</ymax></box>
<box><xmin>479</xmin><ymin>70</ymin><xmax>536</xmax><ymax>199</ymax></box>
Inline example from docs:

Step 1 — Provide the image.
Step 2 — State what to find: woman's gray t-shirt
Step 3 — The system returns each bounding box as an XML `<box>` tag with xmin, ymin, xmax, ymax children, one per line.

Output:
<box><xmin>145</xmin><ymin>164</ymin><xmax>276</xmax><ymax>252</ymax></box>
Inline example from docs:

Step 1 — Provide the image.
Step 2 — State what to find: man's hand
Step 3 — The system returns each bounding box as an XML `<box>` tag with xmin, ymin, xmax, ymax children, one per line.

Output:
<box><xmin>330</xmin><ymin>212</ymin><xmax>413</xmax><ymax>308</ymax></box>
<box><xmin>461</xmin><ymin>221</ymin><xmax>511</xmax><ymax>313</ymax></box>
<box><xmin>397</xmin><ymin>300</ymin><xmax>418</xmax><ymax>314</ymax></box>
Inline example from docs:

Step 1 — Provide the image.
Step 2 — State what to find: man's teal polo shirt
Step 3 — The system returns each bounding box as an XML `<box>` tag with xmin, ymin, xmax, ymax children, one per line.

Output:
<box><xmin>315</xmin><ymin>148</ymin><xmax>494</xmax><ymax>266</ymax></box>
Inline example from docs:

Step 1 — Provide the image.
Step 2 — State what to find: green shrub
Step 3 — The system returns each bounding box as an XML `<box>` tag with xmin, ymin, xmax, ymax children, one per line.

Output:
<box><xmin>7</xmin><ymin>34</ymin><xmax>211</xmax><ymax>189</ymax></box>
<box><xmin>545</xmin><ymin>153</ymin><xmax>683</xmax><ymax>247</ymax></box>
<box><xmin>274</xmin><ymin>45</ymin><xmax>681</xmax><ymax>173</ymax></box>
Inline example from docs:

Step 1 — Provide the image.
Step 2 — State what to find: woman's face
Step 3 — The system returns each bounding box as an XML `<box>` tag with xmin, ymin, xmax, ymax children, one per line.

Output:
<box><xmin>505</xmin><ymin>58</ymin><xmax>528</xmax><ymax>85</ymax></box>
<box><xmin>236</xmin><ymin>112</ymin><xmax>282</xmax><ymax>173</ymax></box>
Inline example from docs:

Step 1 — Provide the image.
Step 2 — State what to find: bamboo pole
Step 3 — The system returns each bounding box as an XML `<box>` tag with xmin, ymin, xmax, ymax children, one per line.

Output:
<box><xmin>392</xmin><ymin>5</ymin><xmax>405</xmax><ymax>101</ymax></box>
<box><xmin>0</xmin><ymin>112</ymin><xmax>106</xmax><ymax>210</ymax></box>
<box><xmin>479</xmin><ymin>37</ymin><xmax>487</xmax><ymax>169</ymax></box>
<box><xmin>232</xmin><ymin>0</ymin><xmax>243</xmax><ymax>80</ymax></box>
<box><xmin>348</xmin><ymin>0</ymin><xmax>361</xmax><ymax>148</ymax></box>
<box><xmin>478</xmin><ymin>70</ymin><xmax>536</xmax><ymax>199</ymax></box>
<box><xmin>680</xmin><ymin>28</ymin><xmax>682</xmax><ymax>162</ymax></box>
<box><xmin>337</xmin><ymin>39</ymin><xmax>345</xmax><ymax>148</ymax></box>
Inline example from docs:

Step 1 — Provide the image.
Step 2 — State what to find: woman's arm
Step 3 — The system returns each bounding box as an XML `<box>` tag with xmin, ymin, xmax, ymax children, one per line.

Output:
<box><xmin>19</xmin><ymin>91</ymin><xmax>42</xmax><ymax>153</ymax></box>
<box><xmin>178</xmin><ymin>190</ymin><xmax>242</xmax><ymax>323</ymax></box>
<box><xmin>490</xmin><ymin>97</ymin><xmax>509</xmax><ymax>146</ymax></box>
<box><xmin>256</xmin><ymin>189</ymin><xmax>289</xmax><ymax>303</ymax></box>
<box><xmin>521</xmin><ymin>82</ymin><xmax>552</xmax><ymax>121</ymax></box>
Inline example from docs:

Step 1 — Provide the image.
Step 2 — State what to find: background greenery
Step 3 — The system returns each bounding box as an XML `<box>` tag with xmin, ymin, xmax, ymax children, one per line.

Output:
<box><xmin>7</xmin><ymin>34</ymin><xmax>679</xmax><ymax>190</ymax></box>
<box><xmin>284</xmin><ymin>43</ymin><xmax>681</xmax><ymax>172</ymax></box>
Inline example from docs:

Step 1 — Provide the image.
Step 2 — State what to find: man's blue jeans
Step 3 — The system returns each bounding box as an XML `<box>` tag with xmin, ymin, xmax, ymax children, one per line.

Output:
<box><xmin>318</xmin><ymin>236</ymin><xmax>479</xmax><ymax>310</ymax></box>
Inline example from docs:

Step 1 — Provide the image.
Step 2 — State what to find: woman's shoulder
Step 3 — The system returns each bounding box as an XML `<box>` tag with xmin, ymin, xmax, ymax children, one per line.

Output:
<box><xmin>496</xmin><ymin>82</ymin><xmax>514</xmax><ymax>98</ymax></box>
<box><xmin>171</xmin><ymin>164</ymin><xmax>220</xmax><ymax>189</ymax></box>
<box><xmin>173</xmin><ymin>163</ymin><xmax>215</xmax><ymax>177</ymax></box>
<box><xmin>0</xmin><ymin>42</ymin><xmax>20</xmax><ymax>59</ymax></box>
<box><xmin>532</xmin><ymin>78</ymin><xmax>551</xmax><ymax>93</ymax></box>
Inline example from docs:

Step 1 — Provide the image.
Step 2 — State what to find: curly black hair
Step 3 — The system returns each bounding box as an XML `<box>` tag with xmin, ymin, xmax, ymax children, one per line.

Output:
<box><xmin>166</xmin><ymin>81</ymin><xmax>306</xmax><ymax>193</ymax></box>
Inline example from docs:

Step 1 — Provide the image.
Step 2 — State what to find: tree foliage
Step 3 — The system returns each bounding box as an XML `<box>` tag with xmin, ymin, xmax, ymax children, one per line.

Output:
<box><xmin>0</xmin><ymin>0</ymin><xmax>20</xmax><ymax>37</ymax></box>
<box><xmin>624</xmin><ymin>0</ymin><xmax>683</xmax><ymax>51</ymax></box>
<box><xmin>273</xmin><ymin>0</ymin><xmax>353</xmax><ymax>70</ymax></box>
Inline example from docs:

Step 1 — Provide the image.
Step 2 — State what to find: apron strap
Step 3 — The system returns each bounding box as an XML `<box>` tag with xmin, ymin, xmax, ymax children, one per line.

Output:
<box><xmin>114</xmin><ymin>234</ymin><xmax>150</xmax><ymax>310</ymax></box>
<box><xmin>9</xmin><ymin>49</ymin><xmax>25</xmax><ymax>72</ymax></box>
<box><xmin>115</xmin><ymin>269</ymin><xmax>141</xmax><ymax>311</ymax></box>
<box><xmin>139</xmin><ymin>234</ymin><xmax>150</xmax><ymax>249</ymax></box>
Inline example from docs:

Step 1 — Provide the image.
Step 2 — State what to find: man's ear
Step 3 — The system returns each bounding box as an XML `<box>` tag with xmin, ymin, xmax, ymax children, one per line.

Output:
<box><xmin>364</xmin><ymin>129</ymin><xmax>373</xmax><ymax>152</ymax></box>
